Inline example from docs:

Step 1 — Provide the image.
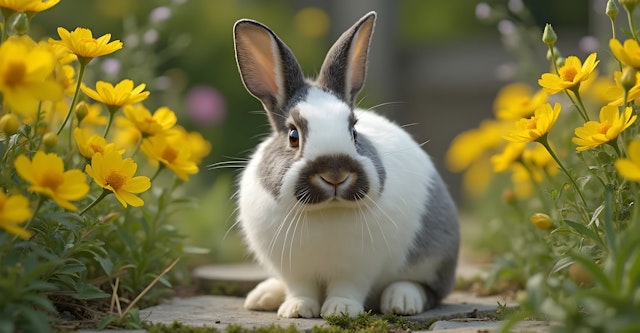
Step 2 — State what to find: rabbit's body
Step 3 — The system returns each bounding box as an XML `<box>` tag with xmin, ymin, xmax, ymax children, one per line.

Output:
<box><xmin>233</xmin><ymin>12</ymin><xmax>459</xmax><ymax>318</ymax></box>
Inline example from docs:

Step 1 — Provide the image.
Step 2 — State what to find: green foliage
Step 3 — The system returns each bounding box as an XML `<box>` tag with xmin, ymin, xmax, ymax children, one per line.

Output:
<box><xmin>447</xmin><ymin>1</ymin><xmax>640</xmax><ymax>331</ymax></box>
<box><xmin>0</xmin><ymin>2</ymin><xmax>208</xmax><ymax>331</ymax></box>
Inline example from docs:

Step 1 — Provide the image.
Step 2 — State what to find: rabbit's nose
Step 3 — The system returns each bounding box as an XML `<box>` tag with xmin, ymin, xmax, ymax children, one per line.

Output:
<box><xmin>319</xmin><ymin>172</ymin><xmax>350</xmax><ymax>188</ymax></box>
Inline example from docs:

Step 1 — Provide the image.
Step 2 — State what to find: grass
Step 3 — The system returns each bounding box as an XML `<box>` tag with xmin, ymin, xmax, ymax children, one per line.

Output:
<box><xmin>140</xmin><ymin>305</ymin><xmax>518</xmax><ymax>333</ymax></box>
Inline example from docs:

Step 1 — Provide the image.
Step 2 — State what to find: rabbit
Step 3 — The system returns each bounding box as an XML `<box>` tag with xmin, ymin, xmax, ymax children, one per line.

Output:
<box><xmin>232</xmin><ymin>11</ymin><xmax>459</xmax><ymax>318</ymax></box>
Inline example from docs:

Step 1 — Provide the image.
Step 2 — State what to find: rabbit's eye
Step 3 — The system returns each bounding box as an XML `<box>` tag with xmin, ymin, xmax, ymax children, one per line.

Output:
<box><xmin>289</xmin><ymin>128</ymin><xmax>300</xmax><ymax>148</ymax></box>
<box><xmin>351</xmin><ymin>127</ymin><xmax>357</xmax><ymax>142</ymax></box>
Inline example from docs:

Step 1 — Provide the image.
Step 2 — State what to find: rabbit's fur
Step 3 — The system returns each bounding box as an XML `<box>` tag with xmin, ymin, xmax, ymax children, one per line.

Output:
<box><xmin>233</xmin><ymin>11</ymin><xmax>459</xmax><ymax>318</ymax></box>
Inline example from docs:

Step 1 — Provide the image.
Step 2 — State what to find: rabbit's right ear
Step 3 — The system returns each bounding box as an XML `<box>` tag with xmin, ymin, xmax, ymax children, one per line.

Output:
<box><xmin>234</xmin><ymin>20</ymin><xmax>305</xmax><ymax>132</ymax></box>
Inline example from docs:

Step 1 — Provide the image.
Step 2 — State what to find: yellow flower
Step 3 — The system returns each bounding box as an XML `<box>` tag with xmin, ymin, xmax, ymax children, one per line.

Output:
<box><xmin>0</xmin><ymin>0</ymin><xmax>59</xmax><ymax>13</ymax></box>
<box><xmin>522</xmin><ymin>143</ymin><xmax>558</xmax><ymax>179</ymax></box>
<box><xmin>491</xmin><ymin>142</ymin><xmax>525</xmax><ymax>172</ymax></box>
<box><xmin>78</xmin><ymin>102</ymin><xmax>108</xmax><ymax>127</ymax></box>
<box><xmin>80</xmin><ymin>79</ymin><xmax>149</xmax><ymax>111</ymax></box>
<box><xmin>141</xmin><ymin>135</ymin><xmax>199</xmax><ymax>181</ymax></box>
<box><xmin>615</xmin><ymin>140</ymin><xmax>640</xmax><ymax>181</ymax></box>
<box><xmin>74</xmin><ymin>128</ymin><xmax>123</xmax><ymax>159</ymax></box>
<box><xmin>610</xmin><ymin>38</ymin><xmax>640</xmax><ymax>69</ymax></box>
<box><xmin>511</xmin><ymin>164</ymin><xmax>534</xmax><ymax>199</ymax></box>
<box><xmin>53</xmin><ymin>27</ymin><xmax>122</xmax><ymax>61</ymax></box>
<box><xmin>172</xmin><ymin>126</ymin><xmax>212</xmax><ymax>164</ymax></box>
<box><xmin>608</xmin><ymin>70</ymin><xmax>640</xmax><ymax>106</ymax></box>
<box><xmin>0</xmin><ymin>190</ymin><xmax>32</xmax><ymax>239</ymax></box>
<box><xmin>505</xmin><ymin>103</ymin><xmax>562</xmax><ymax>143</ymax></box>
<box><xmin>530</xmin><ymin>213</ymin><xmax>553</xmax><ymax>230</ymax></box>
<box><xmin>446</xmin><ymin>120</ymin><xmax>510</xmax><ymax>172</ymax></box>
<box><xmin>85</xmin><ymin>150</ymin><xmax>151</xmax><ymax>208</ymax></box>
<box><xmin>0</xmin><ymin>36</ymin><xmax>63</xmax><ymax>116</ymax></box>
<box><xmin>538</xmin><ymin>53</ymin><xmax>599</xmax><ymax>94</ymax></box>
<box><xmin>123</xmin><ymin>105</ymin><xmax>177</xmax><ymax>137</ymax></box>
<box><xmin>494</xmin><ymin>83</ymin><xmax>548</xmax><ymax>120</ymax></box>
<box><xmin>572</xmin><ymin>106</ymin><xmax>636</xmax><ymax>151</ymax></box>
<box><xmin>14</xmin><ymin>151</ymin><xmax>89</xmax><ymax>211</ymax></box>
<box><xmin>112</xmin><ymin>116</ymin><xmax>142</xmax><ymax>149</ymax></box>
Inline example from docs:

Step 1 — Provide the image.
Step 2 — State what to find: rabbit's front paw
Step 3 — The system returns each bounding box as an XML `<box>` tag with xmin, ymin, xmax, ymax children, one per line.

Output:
<box><xmin>321</xmin><ymin>297</ymin><xmax>364</xmax><ymax>317</ymax></box>
<box><xmin>244</xmin><ymin>278</ymin><xmax>286</xmax><ymax>311</ymax></box>
<box><xmin>380</xmin><ymin>281</ymin><xmax>427</xmax><ymax>315</ymax></box>
<box><xmin>277</xmin><ymin>297</ymin><xmax>320</xmax><ymax>318</ymax></box>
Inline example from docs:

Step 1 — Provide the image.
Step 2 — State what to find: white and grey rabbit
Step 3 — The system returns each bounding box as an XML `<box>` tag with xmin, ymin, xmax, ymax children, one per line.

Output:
<box><xmin>232</xmin><ymin>11</ymin><xmax>459</xmax><ymax>318</ymax></box>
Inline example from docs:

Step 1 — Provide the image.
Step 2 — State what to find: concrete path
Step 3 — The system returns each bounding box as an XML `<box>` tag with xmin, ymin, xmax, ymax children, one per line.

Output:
<box><xmin>137</xmin><ymin>262</ymin><xmax>550</xmax><ymax>332</ymax></box>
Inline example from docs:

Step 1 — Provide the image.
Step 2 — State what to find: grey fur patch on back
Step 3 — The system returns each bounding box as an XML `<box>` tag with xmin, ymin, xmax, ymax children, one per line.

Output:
<box><xmin>355</xmin><ymin>133</ymin><xmax>386</xmax><ymax>194</ymax></box>
<box><xmin>407</xmin><ymin>173</ymin><xmax>460</xmax><ymax>303</ymax></box>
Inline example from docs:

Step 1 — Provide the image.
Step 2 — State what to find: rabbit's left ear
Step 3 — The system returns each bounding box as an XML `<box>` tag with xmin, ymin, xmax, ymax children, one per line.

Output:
<box><xmin>317</xmin><ymin>11</ymin><xmax>376</xmax><ymax>107</ymax></box>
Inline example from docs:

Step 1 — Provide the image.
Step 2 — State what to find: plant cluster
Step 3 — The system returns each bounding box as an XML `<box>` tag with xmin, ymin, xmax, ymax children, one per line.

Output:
<box><xmin>448</xmin><ymin>0</ymin><xmax>640</xmax><ymax>331</ymax></box>
<box><xmin>0</xmin><ymin>1</ymin><xmax>210</xmax><ymax>331</ymax></box>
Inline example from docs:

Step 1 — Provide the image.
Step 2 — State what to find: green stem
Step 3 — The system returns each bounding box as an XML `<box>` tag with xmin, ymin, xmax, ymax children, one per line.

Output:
<box><xmin>56</xmin><ymin>62</ymin><xmax>87</xmax><ymax>136</ymax></box>
<box><xmin>627</xmin><ymin>8</ymin><xmax>640</xmax><ymax>42</ymax></box>
<box><xmin>79</xmin><ymin>189</ymin><xmax>111</xmax><ymax>216</ymax></box>
<box><xmin>519</xmin><ymin>160</ymin><xmax>551</xmax><ymax>212</ymax></box>
<box><xmin>0</xmin><ymin>9</ymin><xmax>13</xmax><ymax>43</ymax></box>
<box><xmin>548</xmin><ymin>44</ymin><xmax>560</xmax><ymax>75</ymax></box>
<box><xmin>608</xmin><ymin>140</ymin><xmax>623</xmax><ymax>157</ymax></box>
<box><xmin>150</xmin><ymin>164</ymin><xmax>165</xmax><ymax>182</ymax></box>
<box><xmin>103</xmin><ymin>111</ymin><xmax>115</xmax><ymax>138</ymax></box>
<box><xmin>32</xmin><ymin>102</ymin><xmax>43</xmax><ymax>150</ymax></box>
<box><xmin>131</xmin><ymin>135</ymin><xmax>143</xmax><ymax>157</ymax></box>
<box><xmin>570</xmin><ymin>88</ymin><xmax>590</xmax><ymax>122</ymax></box>
<box><xmin>22</xmin><ymin>195</ymin><xmax>45</xmax><ymax>237</ymax></box>
<box><xmin>537</xmin><ymin>135</ymin><xmax>588</xmax><ymax>208</ymax></box>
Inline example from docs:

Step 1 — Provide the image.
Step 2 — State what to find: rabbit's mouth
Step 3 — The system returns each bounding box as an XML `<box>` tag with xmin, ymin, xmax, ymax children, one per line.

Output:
<box><xmin>294</xmin><ymin>154</ymin><xmax>369</xmax><ymax>205</ymax></box>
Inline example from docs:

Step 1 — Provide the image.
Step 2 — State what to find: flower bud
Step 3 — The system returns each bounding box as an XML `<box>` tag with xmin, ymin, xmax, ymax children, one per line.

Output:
<box><xmin>542</xmin><ymin>23</ymin><xmax>557</xmax><ymax>46</ymax></box>
<box><xmin>0</xmin><ymin>113</ymin><xmax>20</xmax><ymax>136</ymax></box>
<box><xmin>530</xmin><ymin>213</ymin><xmax>552</xmax><ymax>230</ymax></box>
<box><xmin>568</xmin><ymin>262</ymin><xmax>594</xmax><ymax>286</ymax></box>
<box><xmin>621</xmin><ymin>66</ymin><xmax>637</xmax><ymax>92</ymax></box>
<box><xmin>619</xmin><ymin>0</ymin><xmax>639</xmax><ymax>12</ymax></box>
<box><xmin>75</xmin><ymin>101</ymin><xmax>89</xmax><ymax>123</ymax></box>
<box><xmin>42</xmin><ymin>132</ymin><xmax>58</xmax><ymax>149</ymax></box>
<box><xmin>607</xmin><ymin>0</ymin><xmax>619</xmax><ymax>19</ymax></box>
<box><xmin>11</xmin><ymin>12</ymin><xmax>29</xmax><ymax>35</ymax></box>
<box><xmin>546</xmin><ymin>47</ymin><xmax>562</xmax><ymax>61</ymax></box>
<box><xmin>502</xmin><ymin>189</ymin><xmax>517</xmax><ymax>205</ymax></box>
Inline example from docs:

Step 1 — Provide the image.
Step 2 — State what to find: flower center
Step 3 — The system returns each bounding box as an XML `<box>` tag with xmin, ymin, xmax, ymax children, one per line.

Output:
<box><xmin>597</xmin><ymin>122</ymin><xmax>611</xmax><ymax>135</ymax></box>
<box><xmin>89</xmin><ymin>143</ymin><xmax>104</xmax><ymax>154</ymax></box>
<box><xmin>560</xmin><ymin>67</ymin><xmax>578</xmax><ymax>82</ymax></box>
<box><xmin>105</xmin><ymin>170</ymin><xmax>126</xmax><ymax>190</ymax></box>
<box><xmin>41</xmin><ymin>169</ymin><xmax>63</xmax><ymax>190</ymax></box>
<box><xmin>4</xmin><ymin>61</ymin><xmax>26</xmax><ymax>86</ymax></box>
<box><xmin>526</xmin><ymin>117</ymin><xmax>538</xmax><ymax>130</ymax></box>
<box><xmin>161</xmin><ymin>146</ymin><xmax>179</xmax><ymax>163</ymax></box>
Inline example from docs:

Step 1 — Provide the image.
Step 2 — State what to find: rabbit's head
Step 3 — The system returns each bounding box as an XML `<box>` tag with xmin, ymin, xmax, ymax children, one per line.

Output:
<box><xmin>234</xmin><ymin>12</ymin><xmax>385</xmax><ymax>208</ymax></box>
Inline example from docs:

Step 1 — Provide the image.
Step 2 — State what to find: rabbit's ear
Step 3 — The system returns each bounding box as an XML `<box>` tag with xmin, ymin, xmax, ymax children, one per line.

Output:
<box><xmin>317</xmin><ymin>11</ymin><xmax>376</xmax><ymax>107</ymax></box>
<box><xmin>234</xmin><ymin>19</ymin><xmax>305</xmax><ymax>131</ymax></box>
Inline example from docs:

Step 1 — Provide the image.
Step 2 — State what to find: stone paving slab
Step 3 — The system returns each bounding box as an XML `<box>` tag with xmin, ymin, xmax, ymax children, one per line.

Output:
<box><xmin>427</xmin><ymin>319</ymin><xmax>550</xmax><ymax>332</ymax></box>
<box><xmin>140</xmin><ymin>291</ymin><xmax>516</xmax><ymax>331</ymax></box>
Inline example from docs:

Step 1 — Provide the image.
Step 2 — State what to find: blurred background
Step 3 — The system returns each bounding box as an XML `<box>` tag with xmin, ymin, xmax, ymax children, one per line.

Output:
<box><xmin>30</xmin><ymin>0</ymin><xmax>600</xmax><ymax>264</ymax></box>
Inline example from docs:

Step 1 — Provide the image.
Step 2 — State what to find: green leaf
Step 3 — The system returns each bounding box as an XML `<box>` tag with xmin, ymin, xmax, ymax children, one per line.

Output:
<box><xmin>97</xmin><ymin>316</ymin><xmax>119</xmax><ymax>330</ymax></box>
<box><xmin>550</xmin><ymin>256</ymin><xmax>575</xmax><ymax>274</ymax></box>
<box><xmin>72</xmin><ymin>283</ymin><xmax>109</xmax><ymax>300</ymax></box>
<box><xmin>21</xmin><ymin>294</ymin><xmax>57</xmax><ymax>313</ymax></box>
<box><xmin>569</xmin><ymin>252</ymin><xmax>612</xmax><ymax>291</ymax></box>
<box><xmin>57</xmin><ymin>263</ymin><xmax>86</xmax><ymax>276</ymax></box>
<box><xmin>20</xmin><ymin>307</ymin><xmax>53</xmax><ymax>333</ymax></box>
<box><xmin>563</xmin><ymin>220</ymin><xmax>604</xmax><ymax>248</ymax></box>
<box><xmin>87</xmin><ymin>250</ymin><xmax>114</xmax><ymax>275</ymax></box>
